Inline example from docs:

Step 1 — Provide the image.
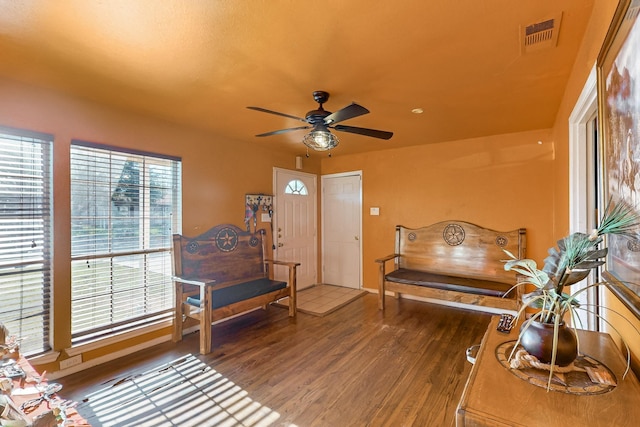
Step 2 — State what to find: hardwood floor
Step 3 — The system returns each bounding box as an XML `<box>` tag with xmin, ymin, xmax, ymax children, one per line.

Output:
<box><xmin>58</xmin><ymin>294</ymin><xmax>492</xmax><ymax>426</ymax></box>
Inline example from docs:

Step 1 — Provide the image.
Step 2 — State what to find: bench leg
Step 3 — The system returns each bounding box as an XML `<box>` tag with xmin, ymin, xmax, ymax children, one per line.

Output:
<box><xmin>288</xmin><ymin>266</ymin><xmax>297</xmax><ymax>318</ymax></box>
<box><xmin>200</xmin><ymin>287</ymin><xmax>213</xmax><ymax>355</ymax></box>
<box><xmin>173</xmin><ymin>281</ymin><xmax>184</xmax><ymax>342</ymax></box>
<box><xmin>378</xmin><ymin>264</ymin><xmax>386</xmax><ymax>311</ymax></box>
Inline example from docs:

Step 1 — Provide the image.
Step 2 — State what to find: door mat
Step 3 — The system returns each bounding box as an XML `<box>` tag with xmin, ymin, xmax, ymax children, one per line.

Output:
<box><xmin>274</xmin><ymin>284</ymin><xmax>367</xmax><ymax>317</ymax></box>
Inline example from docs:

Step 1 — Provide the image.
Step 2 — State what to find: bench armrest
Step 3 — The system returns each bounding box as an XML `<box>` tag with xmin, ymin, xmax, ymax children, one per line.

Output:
<box><xmin>376</xmin><ymin>254</ymin><xmax>400</xmax><ymax>310</ymax></box>
<box><xmin>264</xmin><ymin>259</ymin><xmax>300</xmax><ymax>282</ymax></box>
<box><xmin>173</xmin><ymin>275</ymin><xmax>217</xmax><ymax>311</ymax></box>
<box><xmin>264</xmin><ymin>259</ymin><xmax>299</xmax><ymax>316</ymax></box>
<box><xmin>265</xmin><ymin>259</ymin><xmax>301</xmax><ymax>268</ymax></box>
<box><xmin>172</xmin><ymin>276</ymin><xmax>216</xmax><ymax>287</ymax></box>
<box><xmin>264</xmin><ymin>259</ymin><xmax>300</xmax><ymax>290</ymax></box>
<box><xmin>375</xmin><ymin>253</ymin><xmax>399</xmax><ymax>264</ymax></box>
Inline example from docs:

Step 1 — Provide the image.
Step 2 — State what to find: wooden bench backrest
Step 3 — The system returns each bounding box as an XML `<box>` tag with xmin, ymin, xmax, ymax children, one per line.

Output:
<box><xmin>396</xmin><ymin>221</ymin><xmax>526</xmax><ymax>284</ymax></box>
<box><xmin>173</xmin><ymin>223</ymin><xmax>267</xmax><ymax>282</ymax></box>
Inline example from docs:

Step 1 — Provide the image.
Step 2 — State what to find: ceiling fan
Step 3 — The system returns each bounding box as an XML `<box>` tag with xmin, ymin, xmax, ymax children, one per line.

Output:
<box><xmin>247</xmin><ymin>91</ymin><xmax>393</xmax><ymax>152</ymax></box>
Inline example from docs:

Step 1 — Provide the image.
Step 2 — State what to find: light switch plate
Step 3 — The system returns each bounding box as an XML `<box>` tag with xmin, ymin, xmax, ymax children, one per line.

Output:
<box><xmin>370</xmin><ymin>207</ymin><xmax>380</xmax><ymax>216</ymax></box>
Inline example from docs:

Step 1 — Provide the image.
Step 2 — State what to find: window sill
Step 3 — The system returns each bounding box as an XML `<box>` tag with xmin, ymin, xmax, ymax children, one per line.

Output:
<box><xmin>65</xmin><ymin>319</ymin><xmax>173</xmax><ymax>357</ymax></box>
<box><xmin>26</xmin><ymin>351</ymin><xmax>61</xmax><ymax>365</ymax></box>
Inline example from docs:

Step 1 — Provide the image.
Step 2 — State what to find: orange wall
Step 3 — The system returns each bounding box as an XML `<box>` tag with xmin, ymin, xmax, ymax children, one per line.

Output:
<box><xmin>0</xmin><ymin>78</ymin><xmax>320</xmax><ymax>371</ymax></box>
<box><xmin>321</xmin><ymin>129</ymin><xmax>555</xmax><ymax>290</ymax></box>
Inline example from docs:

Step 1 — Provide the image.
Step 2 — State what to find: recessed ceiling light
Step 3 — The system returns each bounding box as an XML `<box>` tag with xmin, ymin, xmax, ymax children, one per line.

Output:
<box><xmin>411</xmin><ymin>108</ymin><xmax>424</xmax><ymax>114</ymax></box>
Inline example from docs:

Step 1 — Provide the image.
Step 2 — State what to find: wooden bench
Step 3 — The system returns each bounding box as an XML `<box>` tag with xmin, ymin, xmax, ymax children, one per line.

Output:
<box><xmin>375</xmin><ymin>221</ymin><xmax>526</xmax><ymax>312</ymax></box>
<box><xmin>172</xmin><ymin>223</ymin><xmax>299</xmax><ymax>355</ymax></box>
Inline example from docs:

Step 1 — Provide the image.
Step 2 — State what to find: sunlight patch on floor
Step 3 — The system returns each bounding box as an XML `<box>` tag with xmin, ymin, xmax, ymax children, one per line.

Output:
<box><xmin>78</xmin><ymin>354</ymin><xmax>283</xmax><ymax>426</ymax></box>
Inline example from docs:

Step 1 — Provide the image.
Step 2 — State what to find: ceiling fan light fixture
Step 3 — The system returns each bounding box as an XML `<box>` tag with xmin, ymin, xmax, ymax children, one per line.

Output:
<box><xmin>302</xmin><ymin>129</ymin><xmax>339</xmax><ymax>151</ymax></box>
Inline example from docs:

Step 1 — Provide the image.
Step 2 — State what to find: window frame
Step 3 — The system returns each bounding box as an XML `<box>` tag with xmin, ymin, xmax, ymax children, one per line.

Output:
<box><xmin>0</xmin><ymin>126</ymin><xmax>53</xmax><ymax>356</ymax></box>
<box><xmin>69</xmin><ymin>140</ymin><xmax>182</xmax><ymax>345</ymax></box>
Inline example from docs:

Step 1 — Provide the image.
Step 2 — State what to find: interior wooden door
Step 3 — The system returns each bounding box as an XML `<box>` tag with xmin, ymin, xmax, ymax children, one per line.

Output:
<box><xmin>321</xmin><ymin>172</ymin><xmax>362</xmax><ymax>289</ymax></box>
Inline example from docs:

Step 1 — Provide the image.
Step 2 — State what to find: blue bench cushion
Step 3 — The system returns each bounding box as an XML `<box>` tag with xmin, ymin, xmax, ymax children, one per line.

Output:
<box><xmin>385</xmin><ymin>268</ymin><xmax>513</xmax><ymax>298</ymax></box>
<box><xmin>186</xmin><ymin>277</ymin><xmax>288</xmax><ymax>309</ymax></box>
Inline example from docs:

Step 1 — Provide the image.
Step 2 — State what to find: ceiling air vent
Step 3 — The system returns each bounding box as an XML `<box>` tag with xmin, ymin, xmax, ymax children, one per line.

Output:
<box><xmin>521</xmin><ymin>13</ymin><xmax>562</xmax><ymax>54</ymax></box>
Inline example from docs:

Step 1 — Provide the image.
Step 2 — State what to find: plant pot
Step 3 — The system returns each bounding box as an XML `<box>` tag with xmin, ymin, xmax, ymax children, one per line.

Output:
<box><xmin>519</xmin><ymin>320</ymin><xmax>578</xmax><ymax>367</ymax></box>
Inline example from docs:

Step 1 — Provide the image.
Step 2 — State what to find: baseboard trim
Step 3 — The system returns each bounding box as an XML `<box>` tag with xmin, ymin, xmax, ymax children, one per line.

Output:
<box><xmin>50</xmin><ymin>309</ymin><xmax>269</xmax><ymax>379</ymax></box>
<box><xmin>49</xmin><ymin>324</ymin><xmax>200</xmax><ymax>380</ymax></box>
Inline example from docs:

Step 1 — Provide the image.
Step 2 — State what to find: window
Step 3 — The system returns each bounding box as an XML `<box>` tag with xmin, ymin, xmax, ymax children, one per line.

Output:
<box><xmin>0</xmin><ymin>127</ymin><xmax>52</xmax><ymax>356</ymax></box>
<box><xmin>284</xmin><ymin>179</ymin><xmax>308</xmax><ymax>195</ymax></box>
<box><xmin>70</xmin><ymin>141</ymin><xmax>181</xmax><ymax>344</ymax></box>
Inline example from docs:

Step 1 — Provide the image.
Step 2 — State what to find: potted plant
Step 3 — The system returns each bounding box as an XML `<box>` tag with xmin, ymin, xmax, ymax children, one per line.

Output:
<box><xmin>502</xmin><ymin>199</ymin><xmax>640</xmax><ymax>389</ymax></box>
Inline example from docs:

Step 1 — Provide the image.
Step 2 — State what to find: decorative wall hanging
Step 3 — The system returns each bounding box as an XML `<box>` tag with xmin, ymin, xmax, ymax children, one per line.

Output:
<box><xmin>244</xmin><ymin>194</ymin><xmax>273</xmax><ymax>231</ymax></box>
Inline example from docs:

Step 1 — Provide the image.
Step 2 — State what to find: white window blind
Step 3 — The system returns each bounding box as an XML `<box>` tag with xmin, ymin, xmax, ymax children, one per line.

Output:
<box><xmin>0</xmin><ymin>127</ymin><xmax>52</xmax><ymax>356</ymax></box>
<box><xmin>70</xmin><ymin>141</ymin><xmax>181</xmax><ymax>344</ymax></box>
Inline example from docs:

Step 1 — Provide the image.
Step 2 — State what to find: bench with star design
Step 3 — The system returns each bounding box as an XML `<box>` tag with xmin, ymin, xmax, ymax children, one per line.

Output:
<box><xmin>172</xmin><ymin>223</ymin><xmax>299</xmax><ymax>354</ymax></box>
<box><xmin>375</xmin><ymin>221</ymin><xmax>526</xmax><ymax>312</ymax></box>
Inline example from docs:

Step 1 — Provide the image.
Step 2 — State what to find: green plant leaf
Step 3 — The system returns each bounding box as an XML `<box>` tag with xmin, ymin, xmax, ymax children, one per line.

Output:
<box><xmin>573</xmin><ymin>260</ymin><xmax>605</xmax><ymax>270</ymax></box>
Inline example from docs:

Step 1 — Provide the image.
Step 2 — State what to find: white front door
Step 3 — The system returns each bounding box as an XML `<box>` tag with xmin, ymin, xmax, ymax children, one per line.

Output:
<box><xmin>322</xmin><ymin>172</ymin><xmax>362</xmax><ymax>289</ymax></box>
<box><xmin>273</xmin><ymin>168</ymin><xmax>317</xmax><ymax>290</ymax></box>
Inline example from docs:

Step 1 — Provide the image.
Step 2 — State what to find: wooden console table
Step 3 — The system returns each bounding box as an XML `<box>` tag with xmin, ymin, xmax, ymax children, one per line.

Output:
<box><xmin>456</xmin><ymin>316</ymin><xmax>640</xmax><ymax>426</ymax></box>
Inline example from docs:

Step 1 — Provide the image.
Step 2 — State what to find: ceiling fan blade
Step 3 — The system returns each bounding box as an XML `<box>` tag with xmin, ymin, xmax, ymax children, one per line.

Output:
<box><xmin>323</xmin><ymin>103</ymin><xmax>369</xmax><ymax>125</ymax></box>
<box><xmin>256</xmin><ymin>126</ymin><xmax>311</xmax><ymax>137</ymax></box>
<box><xmin>247</xmin><ymin>106</ymin><xmax>308</xmax><ymax>123</ymax></box>
<box><xmin>333</xmin><ymin>125</ymin><xmax>393</xmax><ymax>140</ymax></box>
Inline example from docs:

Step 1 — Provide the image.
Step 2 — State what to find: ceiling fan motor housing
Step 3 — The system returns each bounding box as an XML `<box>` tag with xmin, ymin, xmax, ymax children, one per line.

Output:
<box><xmin>305</xmin><ymin>110</ymin><xmax>331</xmax><ymax>125</ymax></box>
<box><xmin>307</xmin><ymin>91</ymin><xmax>331</xmax><ymax>125</ymax></box>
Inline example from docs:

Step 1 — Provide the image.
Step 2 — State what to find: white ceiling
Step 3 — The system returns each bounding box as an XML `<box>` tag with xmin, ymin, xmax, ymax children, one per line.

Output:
<box><xmin>0</xmin><ymin>0</ymin><xmax>595</xmax><ymax>156</ymax></box>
